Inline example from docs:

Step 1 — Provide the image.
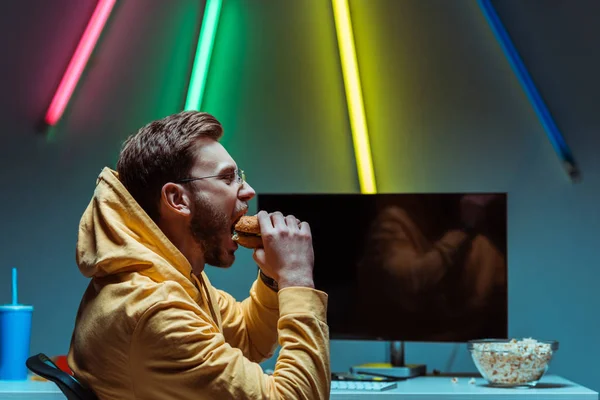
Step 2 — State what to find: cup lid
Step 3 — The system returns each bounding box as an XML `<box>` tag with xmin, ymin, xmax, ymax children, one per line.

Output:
<box><xmin>0</xmin><ymin>304</ymin><xmax>34</xmax><ymax>311</ymax></box>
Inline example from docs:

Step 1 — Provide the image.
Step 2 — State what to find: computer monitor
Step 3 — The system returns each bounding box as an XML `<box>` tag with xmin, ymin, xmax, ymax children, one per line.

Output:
<box><xmin>258</xmin><ymin>193</ymin><xmax>508</xmax><ymax>343</ymax></box>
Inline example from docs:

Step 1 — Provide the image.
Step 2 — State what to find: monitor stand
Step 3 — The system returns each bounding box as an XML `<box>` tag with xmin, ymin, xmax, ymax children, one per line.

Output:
<box><xmin>350</xmin><ymin>341</ymin><xmax>427</xmax><ymax>379</ymax></box>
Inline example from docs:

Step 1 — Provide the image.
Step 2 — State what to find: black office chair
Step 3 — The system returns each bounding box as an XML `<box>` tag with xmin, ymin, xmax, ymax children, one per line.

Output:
<box><xmin>26</xmin><ymin>353</ymin><xmax>98</xmax><ymax>400</ymax></box>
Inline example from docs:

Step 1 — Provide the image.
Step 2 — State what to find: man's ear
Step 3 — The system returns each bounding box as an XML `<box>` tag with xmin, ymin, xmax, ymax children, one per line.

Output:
<box><xmin>161</xmin><ymin>182</ymin><xmax>193</xmax><ymax>217</ymax></box>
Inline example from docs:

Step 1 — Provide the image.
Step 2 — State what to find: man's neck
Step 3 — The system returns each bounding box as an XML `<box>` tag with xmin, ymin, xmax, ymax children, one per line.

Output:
<box><xmin>158</xmin><ymin>220</ymin><xmax>205</xmax><ymax>275</ymax></box>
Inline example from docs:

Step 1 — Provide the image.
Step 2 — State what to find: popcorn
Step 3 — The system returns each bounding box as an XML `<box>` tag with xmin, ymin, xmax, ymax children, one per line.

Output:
<box><xmin>471</xmin><ymin>338</ymin><xmax>553</xmax><ymax>386</ymax></box>
<box><xmin>469</xmin><ymin>378</ymin><xmax>476</xmax><ymax>385</ymax></box>
<box><xmin>451</xmin><ymin>377</ymin><xmax>458</xmax><ymax>384</ymax></box>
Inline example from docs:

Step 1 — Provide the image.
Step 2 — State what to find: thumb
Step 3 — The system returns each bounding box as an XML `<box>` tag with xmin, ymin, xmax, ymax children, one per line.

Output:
<box><xmin>252</xmin><ymin>248</ymin><xmax>267</xmax><ymax>267</ymax></box>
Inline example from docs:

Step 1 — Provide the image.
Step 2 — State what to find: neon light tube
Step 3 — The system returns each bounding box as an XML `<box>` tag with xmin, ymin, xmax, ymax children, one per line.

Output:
<box><xmin>479</xmin><ymin>0</ymin><xmax>581</xmax><ymax>181</ymax></box>
<box><xmin>44</xmin><ymin>0</ymin><xmax>116</xmax><ymax>126</ymax></box>
<box><xmin>332</xmin><ymin>0</ymin><xmax>377</xmax><ymax>193</ymax></box>
<box><xmin>184</xmin><ymin>0</ymin><xmax>223</xmax><ymax>111</ymax></box>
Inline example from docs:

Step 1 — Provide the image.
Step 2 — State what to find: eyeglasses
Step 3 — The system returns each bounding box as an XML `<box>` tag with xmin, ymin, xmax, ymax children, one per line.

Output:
<box><xmin>176</xmin><ymin>169</ymin><xmax>246</xmax><ymax>185</ymax></box>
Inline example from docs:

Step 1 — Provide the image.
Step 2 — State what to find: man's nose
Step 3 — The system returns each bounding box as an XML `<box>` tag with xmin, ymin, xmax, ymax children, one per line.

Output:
<box><xmin>238</xmin><ymin>181</ymin><xmax>255</xmax><ymax>201</ymax></box>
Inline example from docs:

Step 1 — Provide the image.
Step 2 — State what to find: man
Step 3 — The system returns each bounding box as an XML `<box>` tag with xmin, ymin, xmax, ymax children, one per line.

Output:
<box><xmin>68</xmin><ymin>111</ymin><xmax>330</xmax><ymax>399</ymax></box>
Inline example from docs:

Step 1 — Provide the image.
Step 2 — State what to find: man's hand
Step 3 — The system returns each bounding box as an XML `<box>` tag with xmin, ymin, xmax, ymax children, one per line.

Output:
<box><xmin>252</xmin><ymin>211</ymin><xmax>315</xmax><ymax>289</ymax></box>
<box><xmin>460</xmin><ymin>194</ymin><xmax>498</xmax><ymax>231</ymax></box>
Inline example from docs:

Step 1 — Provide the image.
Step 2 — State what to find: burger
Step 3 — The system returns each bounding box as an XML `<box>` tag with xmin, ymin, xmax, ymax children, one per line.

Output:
<box><xmin>232</xmin><ymin>216</ymin><xmax>262</xmax><ymax>249</ymax></box>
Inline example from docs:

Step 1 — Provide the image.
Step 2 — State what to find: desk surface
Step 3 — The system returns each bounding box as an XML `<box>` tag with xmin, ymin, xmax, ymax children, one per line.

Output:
<box><xmin>0</xmin><ymin>378</ymin><xmax>64</xmax><ymax>399</ymax></box>
<box><xmin>0</xmin><ymin>374</ymin><xmax>597</xmax><ymax>399</ymax></box>
<box><xmin>330</xmin><ymin>375</ymin><xmax>598</xmax><ymax>399</ymax></box>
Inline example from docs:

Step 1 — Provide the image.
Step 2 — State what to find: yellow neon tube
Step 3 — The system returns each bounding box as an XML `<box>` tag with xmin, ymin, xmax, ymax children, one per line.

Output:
<box><xmin>332</xmin><ymin>0</ymin><xmax>377</xmax><ymax>194</ymax></box>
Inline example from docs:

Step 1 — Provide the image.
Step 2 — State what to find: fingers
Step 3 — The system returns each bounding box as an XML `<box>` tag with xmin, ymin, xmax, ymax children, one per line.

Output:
<box><xmin>258</xmin><ymin>210</ymin><xmax>305</xmax><ymax>231</ymax></box>
<box><xmin>285</xmin><ymin>214</ymin><xmax>300</xmax><ymax>229</ymax></box>
<box><xmin>299</xmin><ymin>221</ymin><xmax>311</xmax><ymax>235</ymax></box>
<box><xmin>270</xmin><ymin>211</ymin><xmax>286</xmax><ymax>228</ymax></box>
<box><xmin>257</xmin><ymin>210</ymin><xmax>273</xmax><ymax>232</ymax></box>
<box><xmin>252</xmin><ymin>248</ymin><xmax>266</xmax><ymax>266</ymax></box>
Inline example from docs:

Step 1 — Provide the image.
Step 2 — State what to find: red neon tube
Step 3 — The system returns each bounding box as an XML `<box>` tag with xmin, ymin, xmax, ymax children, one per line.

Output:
<box><xmin>45</xmin><ymin>0</ymin><xmax>116</xmax><ymax>125</ymax></box>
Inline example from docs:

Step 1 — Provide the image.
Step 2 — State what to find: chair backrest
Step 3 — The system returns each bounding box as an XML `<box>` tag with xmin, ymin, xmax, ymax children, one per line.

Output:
<box><xmin>25</xmin><ymin>353</ymin><xmax>98</xmax><ymax>400</ymax></box>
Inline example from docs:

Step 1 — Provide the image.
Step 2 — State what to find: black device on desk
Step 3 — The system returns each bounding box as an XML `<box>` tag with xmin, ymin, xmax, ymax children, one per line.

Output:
<box><xmin>258</xmin><ymin>193</ymin><xmax>508</xmax><ymax>378</ymax></box>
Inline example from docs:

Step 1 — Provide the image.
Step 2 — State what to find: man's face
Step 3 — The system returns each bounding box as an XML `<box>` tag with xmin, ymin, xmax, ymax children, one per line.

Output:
<box><xmin>186</xmin><ymin>138</ymin><xmax>255</xmax><ymax>268</ymax></box>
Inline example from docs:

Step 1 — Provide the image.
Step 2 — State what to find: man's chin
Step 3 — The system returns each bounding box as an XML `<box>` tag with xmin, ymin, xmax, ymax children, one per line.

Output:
<box><xmin>206</xmin><ymin>253</ymin><xmax>235</xmax><ymax>269</ymax></box>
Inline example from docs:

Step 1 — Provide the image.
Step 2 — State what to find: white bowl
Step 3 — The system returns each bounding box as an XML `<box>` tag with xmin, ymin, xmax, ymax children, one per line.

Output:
<box><xmin>467</xmin><ymin>338</ymin><xmax>558</xmax><ymax>387</ymax></box>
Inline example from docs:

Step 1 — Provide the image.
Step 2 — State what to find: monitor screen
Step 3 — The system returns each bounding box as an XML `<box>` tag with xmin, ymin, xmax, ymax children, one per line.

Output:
<box><xmin>257</xmin><ymin>193</ymin><xmax>508</xmax><ymax>342</ymax></box>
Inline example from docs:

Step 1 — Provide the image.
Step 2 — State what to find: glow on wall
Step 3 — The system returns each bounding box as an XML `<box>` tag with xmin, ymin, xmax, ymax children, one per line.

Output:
<box><xmin>45</xmin><ymin>0</ymin><xmax>117</xmax><ymax>126</ymax></box>
<box><xmin>332</xmin><ymin>0</ymin><xmax>378</xmax><ymax>194</ymax></box>
<box><xmin>184</xmin><ymin>0</ymin><xmax>223</xmax><ymax>111</ymax></box>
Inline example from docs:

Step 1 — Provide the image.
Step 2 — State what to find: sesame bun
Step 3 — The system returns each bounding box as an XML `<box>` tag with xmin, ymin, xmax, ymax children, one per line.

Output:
<box><xmin>234</xmin><ymin>216</ymin><xmax>260</xmax><ymax>235</ymax></box>
<box><xmin>233</xmin><ymin>216</ymin><xmax>262</xmax><ymax>249</ymax></box>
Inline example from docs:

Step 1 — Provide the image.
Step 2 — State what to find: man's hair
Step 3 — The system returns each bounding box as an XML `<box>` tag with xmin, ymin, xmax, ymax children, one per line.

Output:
<box><xmin>117</xmin><ymin>111</ymin><xmax>223</xmax><ymax>222</ymax></box>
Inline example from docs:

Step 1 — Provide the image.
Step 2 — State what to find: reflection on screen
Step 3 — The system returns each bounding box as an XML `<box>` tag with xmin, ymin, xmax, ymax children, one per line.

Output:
<box><xmin>258</xmin><ymin>193</ymin><xmax>508</xmax><ymax>342</ymax></box>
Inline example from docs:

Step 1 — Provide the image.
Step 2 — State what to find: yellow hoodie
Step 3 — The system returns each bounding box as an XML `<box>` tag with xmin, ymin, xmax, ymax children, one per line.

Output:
<box><xmin>68</xmin><ymin>168</ymin><xmax>331</xmax><ymax>399</ymax></box>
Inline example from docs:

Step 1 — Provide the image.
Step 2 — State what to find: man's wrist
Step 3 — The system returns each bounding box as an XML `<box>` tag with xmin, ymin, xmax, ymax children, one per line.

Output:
<box><xmin>278</xmin><ymin>274</ymin><xmax>315</xmax><ymax>290</ymax></box>
<box><xmin>259</xmin><ymin>269</ymin><xmax>279</xmax><ymax>292</ymax></box>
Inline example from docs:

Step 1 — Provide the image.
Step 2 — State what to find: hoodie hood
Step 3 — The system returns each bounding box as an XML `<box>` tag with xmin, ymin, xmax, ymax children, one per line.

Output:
<box><xmin>76</xmin><ymin>167</ymin><xmax>198</xmax><ymax>298</ymax></box>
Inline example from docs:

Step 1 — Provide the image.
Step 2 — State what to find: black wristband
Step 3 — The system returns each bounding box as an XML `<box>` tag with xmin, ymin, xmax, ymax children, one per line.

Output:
<box><xmin>259</xmin><ymin>269</ymin><xmax>279</xmax><ymax>292</ymax></box>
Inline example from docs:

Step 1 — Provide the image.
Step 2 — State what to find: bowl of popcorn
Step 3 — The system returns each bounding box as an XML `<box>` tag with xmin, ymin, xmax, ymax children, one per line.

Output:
<box><xmin>467</xmin><ymin>338</ymin><xmax>558</xmax><ymax>387</ymax></box>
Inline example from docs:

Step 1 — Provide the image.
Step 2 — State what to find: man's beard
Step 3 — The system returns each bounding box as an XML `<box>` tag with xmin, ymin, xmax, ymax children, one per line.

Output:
<box><xmin>189</xmin><ymin>192</ymin><xmax>233</xmax><ymax>268</ymax></box>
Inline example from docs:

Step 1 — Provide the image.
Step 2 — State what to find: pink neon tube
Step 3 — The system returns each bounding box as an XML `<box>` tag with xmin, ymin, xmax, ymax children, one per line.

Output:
<box><xmin>44</xmin><ymin>0</ymin><xmax>116</xmax><ymax>125</ymax></box>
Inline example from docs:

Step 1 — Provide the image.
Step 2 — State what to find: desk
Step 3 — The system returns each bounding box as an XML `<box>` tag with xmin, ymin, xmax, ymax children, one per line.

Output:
<box><xmin>330</xmin><ymin>375</ymin><xmax>598</xmax><ymax>399</ymax></box>
<box><xmin>0</xmin><ymin>374</ymin><xmax>597</xmax><ymax>399</ymax></box>
<box><xmin>0</xmin><ymin>378</ymin><xmax>64</xmax><ymax>399</ymax></box>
